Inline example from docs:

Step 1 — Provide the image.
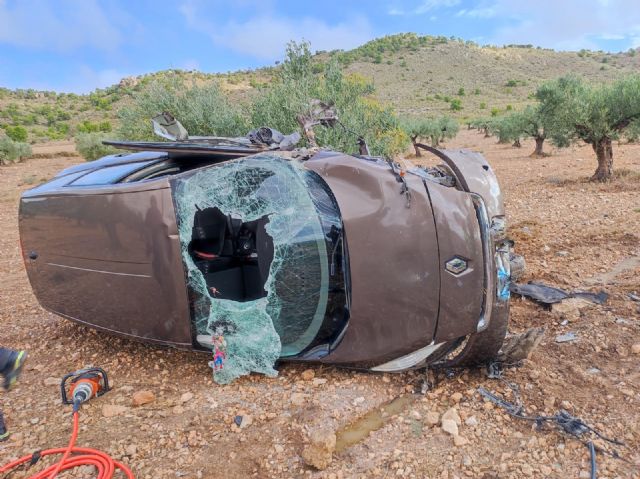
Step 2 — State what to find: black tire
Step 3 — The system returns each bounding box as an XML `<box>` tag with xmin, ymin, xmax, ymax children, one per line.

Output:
<box><xmin>431</xmin><ymin>299</ymin><xmax>509</xmax><ymax>368</ymax></box>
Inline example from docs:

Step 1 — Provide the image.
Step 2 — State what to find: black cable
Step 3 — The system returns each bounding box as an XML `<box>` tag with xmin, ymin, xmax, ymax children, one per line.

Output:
<box><xmin>478</xmin><ymin>384</ymin><xmax>629</xmax><ymax>479</ymax></box>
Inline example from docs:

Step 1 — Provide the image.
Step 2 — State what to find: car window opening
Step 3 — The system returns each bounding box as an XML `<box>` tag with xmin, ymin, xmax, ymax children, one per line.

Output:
<box><xmin>174</xmin><ymin>155</ymin><xmax>350</xmax><ymax>383</ymax></box>
<box><xmin>189</xmin><ymin>207</ymin><xmax>273</xmax><ymax>303</ymax></box>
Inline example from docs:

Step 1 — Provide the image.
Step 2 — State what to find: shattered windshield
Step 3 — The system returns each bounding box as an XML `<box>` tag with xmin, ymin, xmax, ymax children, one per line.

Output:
<box><xmin>173</xmin><ymin>154</ymin><xmax>348</xmax><ymax>384</ymax></box>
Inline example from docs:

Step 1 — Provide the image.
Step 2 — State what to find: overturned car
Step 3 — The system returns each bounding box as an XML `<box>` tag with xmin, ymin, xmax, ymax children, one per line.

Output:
<box><xmin>19</xmin><ymin>115</ymin><xmax>512</xmax><ymax>383</ymax></box>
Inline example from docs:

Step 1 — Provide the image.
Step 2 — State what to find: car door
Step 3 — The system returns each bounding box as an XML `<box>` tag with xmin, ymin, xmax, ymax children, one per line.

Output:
<box><xmin>19</xmin><ymin>167</ymin><xmax>192</xmax><ymax>347</ymax></box>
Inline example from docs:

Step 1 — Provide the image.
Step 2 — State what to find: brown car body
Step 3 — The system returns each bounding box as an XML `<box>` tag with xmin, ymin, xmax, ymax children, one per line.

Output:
<box><xmin>19</xmin><ymin>143</ymin><xmax>509</xmax><ymax>371</ymax></box>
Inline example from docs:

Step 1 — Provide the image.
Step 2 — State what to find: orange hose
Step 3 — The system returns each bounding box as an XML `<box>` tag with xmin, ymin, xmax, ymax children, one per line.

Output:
<box><xmin>0</xmin><ymin>412</ymin><xmax>134</xmax><ymax>479</ymax></box>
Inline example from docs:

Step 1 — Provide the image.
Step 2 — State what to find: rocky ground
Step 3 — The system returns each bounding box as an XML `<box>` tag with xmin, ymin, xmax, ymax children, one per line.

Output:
<box><xmin>1</xmin><ymin>130</ymin><xmax>639</xmax><ymax>478</ymax></box>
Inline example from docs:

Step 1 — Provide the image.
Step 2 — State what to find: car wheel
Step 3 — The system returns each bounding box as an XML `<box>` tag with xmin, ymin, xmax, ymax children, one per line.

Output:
<box><xmin>430</xmin><ymin>299</ymin><xmax>509</xmax><ymax>368</ymax></box>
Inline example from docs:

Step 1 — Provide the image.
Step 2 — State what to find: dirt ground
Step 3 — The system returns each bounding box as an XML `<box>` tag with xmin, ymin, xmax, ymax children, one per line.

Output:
<box><xmin>1</xmin><ymin>130</ymin><xmax>639</xmax><ymax>478</ymax></box>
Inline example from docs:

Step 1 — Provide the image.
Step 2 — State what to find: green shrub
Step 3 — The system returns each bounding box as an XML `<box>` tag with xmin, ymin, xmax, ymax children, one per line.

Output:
<box><xmin>474</xmin><ymin>88</ymin><xmax>481</xmax><ymax>95</ymax></box>
<box><xmin>117</xmin><ymin>77</ymin><xmax>247</xmax><ymax>140</ymax></box>
<box><xmin>46</xmin><ymin>123</ymin><xmax>70</xmax><ymax>140</ymax></box>
<box><xmin>491</xmin><ymin>107</ymin><xmax>500</xmax><ymax>117</ymax></box>
<box><xmin>506</xmin><ymin>104</ymin><xmax>513</xmax><ymax>111</ymax></box>
<box><xmin>0</xmin><ymin>137</ymin><xmax>32</xmax><ymax>165</ymax></box>
<box><xmin>74</xmin><ymin>133</ymin><xmax>118</xmax><ymax>161</ymax></box>
<box><xmin>5</xmin><ymin>125</ymin><xmax>28</xmax><ymax>142</ymax></box>
<box><xmin>457</xmin><ymin>87</ymin><xmax>465</xmax><ymax>96</ymax></box>
<box><xmin>450</xmin><ymin>98</ymin><xmax>462</xmax><ymax>111</ymax></box>
<box><xmin>505</xmin><ymin>79</ymin><xmax>518</xmax><ymax>87</ymax></box>
<box><xmin>77</xmin><ymin>120</ymin><xmax>112</xmax><ymax>134</ymax></box>
<box><xmin>479</xmin><ymin>102</ymin><xmax>487</xmax><ymax>109</ymax></box>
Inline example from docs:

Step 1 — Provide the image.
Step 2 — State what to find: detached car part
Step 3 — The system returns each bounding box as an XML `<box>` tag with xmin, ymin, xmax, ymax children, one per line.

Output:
<box><xmin>19</xmin><ymin>130</ymin><xmax>512</xmax><ymax>383</ymax></box>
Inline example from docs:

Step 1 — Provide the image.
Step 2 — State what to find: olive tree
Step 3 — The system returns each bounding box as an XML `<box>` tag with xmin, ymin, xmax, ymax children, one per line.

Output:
<box><xmin>400</xmin><ymin>116</ymin><xmax>459</xmax><ymax>156</ymax></box>
<box><xmin>490</xmin><ymin>113</ymin><xmax>525</xmax><ymax>147</ymax></box>
<box><xmin>517</xmin><ymin>105</ymin><xmax>551</xmax><ymax>157</ymax></box>
<box><xmin>469</xmin><ymin>117</ymin><xmax>493</xmax><ymax>137</ymax></box>
<box><xmin>536</xmin><ymin>75</ymin><xmax>640</xmax><ymax>181</ymax></box>
<box><xmin>251</xmin><ymin>41</ymin><xmax>408</xmax><ymax>158</ymax></box>
<box><xmin>0</xmin><ymin>137</ymin><xmax>31</xmax><ymax>165</ymax></box>
<box><xmin>492</xmin><ymin>106</ymin><xmax>552</xmax><ymax>155</ymax></box>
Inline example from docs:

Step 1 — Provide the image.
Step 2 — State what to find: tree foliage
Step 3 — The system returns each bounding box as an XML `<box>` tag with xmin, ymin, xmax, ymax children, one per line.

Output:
<box><xmin>400</xmin><ymin>116</ymin><xmax>459</xmax><ymax>155</ymax></box>
<box><xmin>115</xmin><ymin>41</ymin><xmax>408</xmax><ymax>158</ymax></box>
<box><xmin>489</xmin><ymin>113</ymin><xmax>525</xmax><ymax>145</ymax></box>
<box><xmin>536</xmin><ymin>75</ymin><xmax>640</xmax><ymax>180</ymax></box>
<box><xmin>5</xmin><ymin>125</ymin><xmax>28</xmax><ymax>142</ymax></box>
<box><xmin>251</xmin><ymin>41</ymin><xmax>409</xmax><ymax>157</ymax></box>
<box><xmin>117</xmin><ymin>76</ymin><xmax>248</xmax><ymax>140</ymax></box>
<box><xmin>75</xmin><ymin>133</ymin><xmax>119</xmax><ymax>161</ymax></box>
<box><xmin>0</xmin><ymin>137</ymin><xmax>31</xmax><ymax>165</ymax></box>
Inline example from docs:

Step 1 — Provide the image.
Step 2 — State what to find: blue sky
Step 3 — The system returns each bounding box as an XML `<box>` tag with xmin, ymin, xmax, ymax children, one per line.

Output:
<box><xmin>1</xmin><ymin>0</ymin><xmax>639</xmax><ymax>93</ymax></box>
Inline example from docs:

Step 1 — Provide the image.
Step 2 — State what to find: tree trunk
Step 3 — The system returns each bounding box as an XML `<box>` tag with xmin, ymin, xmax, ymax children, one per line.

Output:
<box><xmin>412</xmin><ymin>139</ymin><xmax>422</xmax><ymax>157</ymax></box>
<box><xmin>530</xmin><ymin>136</ymin><xmax>545</xmax><ymax>157</ymax></box>
<box><xmin>484</xmin><ymin>128</ymin><xmax>490</xmax><ymax>138</ymax></box>
<box><xmin>591</xmin><ymin>138</ymin><xmax>614</xmax><ymax>181</ymax></box>
<box><xmin>512</xmin><ymin>138</ymin><xmax>521</xmax><ymax>148</ymax></box>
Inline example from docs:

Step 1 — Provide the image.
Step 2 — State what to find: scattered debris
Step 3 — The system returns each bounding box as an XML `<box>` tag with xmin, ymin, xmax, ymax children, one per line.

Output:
<box><xmin>478</xmin><ymin>384</ymin><xmax>625</xmax><ymax>479</ymax></box>
<box><xmin>497</xmin><ymin>327</ymin><xmax>545</xmax><ymax>363</ymax></box>
<box><xmin>631</xmin><ymin>343</ymin><xmax>640</xmax><ymax>355</ymax></box>
<box><xmin>302</xmin><ymin>428</ymin><xmax>336</xmax><ymax>470</ymax></box>
<box><xmin>510</xmin><ymin>281</ymin><xmax>608</xmax><ymax>306</ymax></box>
<box><xmin>628</xmin><ymin>292</ymin><xmax>640</xmax><ymax>302</ymax></box>
<box><xmin>555</xmin><ymin>332</ymin><xmax>578</xmax><ymax>343</ymax></box>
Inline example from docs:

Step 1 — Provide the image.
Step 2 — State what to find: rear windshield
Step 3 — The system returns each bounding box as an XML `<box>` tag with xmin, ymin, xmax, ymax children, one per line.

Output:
<box><xmin>69</xmin><ymin>162</ymin><xmax>154</xmax><ymax>186</ymax></box>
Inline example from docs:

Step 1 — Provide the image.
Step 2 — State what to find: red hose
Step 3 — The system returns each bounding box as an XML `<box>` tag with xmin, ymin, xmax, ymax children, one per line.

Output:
<box><xmin>0</xmin><ymin>412</ymin><xmax>134</xmax><ymax>479</ymax></box>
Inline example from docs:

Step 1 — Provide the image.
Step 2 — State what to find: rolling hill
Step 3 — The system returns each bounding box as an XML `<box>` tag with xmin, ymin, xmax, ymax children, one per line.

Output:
<box><xmin>1</xmin><ymin>33</ymin><xmax>639</xmax><ymax>142</ymax></box>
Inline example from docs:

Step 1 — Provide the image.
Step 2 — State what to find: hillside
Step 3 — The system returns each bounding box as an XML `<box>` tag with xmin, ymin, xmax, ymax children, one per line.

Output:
<box><xmin>340</xmin><ymin>36</ymin><xmax>640</xmax><ymax>116</ymax></box>
<box><xmin>1</xmin><ymin>34</ymin><xmax>639</xmax><ymax>143</ymax></box>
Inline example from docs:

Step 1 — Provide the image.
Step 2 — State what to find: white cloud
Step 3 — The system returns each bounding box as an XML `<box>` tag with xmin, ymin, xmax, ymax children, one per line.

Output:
<box><xmin>485</xmin><ymin>0</ymin><xmax>640</xmax><ymax>50</ymax></box>
<box><xmin>463</xmin><ymin>6</ymin><xmax>497</xmax><ymax>18</ymax></box>
<box><xmin>180</xmin><ymin>2</ymin><xmax>374</xmax><ymax>60</ymax></box>
<box><xmin>598</xmin><ymin>33</ymin><xmax>626</xmax><ymax>40</ymax></box>
<box><xmin>0</xmin><ymin>0</ymin><xmax>123</xmax><ymax>53</ymax></box>
<box><xmin>388</xmin><ymin>8</ymin><xmax>405</xmax><ymax>15</ymax></box>
<box><xmin>414</xmin><ymin>0</ymin><xmax>461</xmax><ymax>14</ymax></box>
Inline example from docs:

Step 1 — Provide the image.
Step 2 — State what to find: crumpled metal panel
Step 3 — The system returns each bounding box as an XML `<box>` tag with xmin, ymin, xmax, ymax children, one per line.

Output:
<box><xmin>436</xmin><ymin>149</ymin><xmax>504</xmax><ymax>218</ymax></box>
